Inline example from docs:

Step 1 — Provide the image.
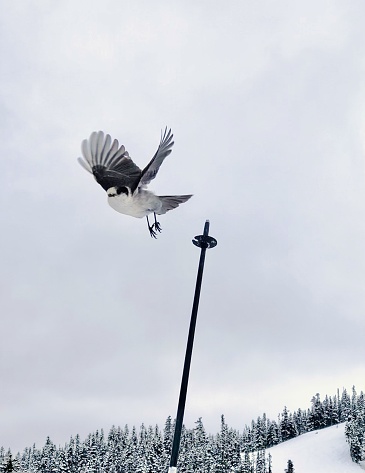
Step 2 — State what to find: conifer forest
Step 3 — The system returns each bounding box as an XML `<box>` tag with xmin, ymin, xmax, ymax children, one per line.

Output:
<box><xmin>1</xmin><ymin>387</ymin><xmax>364</xmax><ymax>472</ymax></box>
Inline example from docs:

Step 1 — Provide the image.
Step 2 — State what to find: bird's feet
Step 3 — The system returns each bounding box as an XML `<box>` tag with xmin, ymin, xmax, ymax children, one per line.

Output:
<box><xmin>148</xmin><ymin>224</ymin><xmax>158</xmax><ymax>239</ymax></box>
<box><xmin>153</xmin><ymin>220</ymin><xmax>162</xmax><ymax>233</ymax></box>
<box><xmin>146</xmin><ymin>214</ymin><xmax>162</xmax><ymax>238</ymax></box>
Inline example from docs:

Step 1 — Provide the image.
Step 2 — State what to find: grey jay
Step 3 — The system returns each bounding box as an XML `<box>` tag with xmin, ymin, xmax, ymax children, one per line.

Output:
<box><xmin>78</xmin><ymin>128</ymin><xmax>192</xmax><ymax>238</ymax></box>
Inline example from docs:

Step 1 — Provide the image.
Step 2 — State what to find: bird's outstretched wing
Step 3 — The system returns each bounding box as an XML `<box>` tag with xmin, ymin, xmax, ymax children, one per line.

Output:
<box><xmin>134</xmin><ymin>128</ymin><xmax>174</xmax><ymax>191</ymax></box>
<box><xmin>78</xmin><ymin>131</ymin><xmax>142</xmax><ymax>191</ymax></box>
<box><xmin>156</xmin><ymin>194</ymin><xmax>193</xmax><ymax>215</ymax></box>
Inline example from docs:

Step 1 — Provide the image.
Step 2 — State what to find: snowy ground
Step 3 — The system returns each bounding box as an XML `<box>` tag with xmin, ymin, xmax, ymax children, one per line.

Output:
<box><xmin>267</xmin><ymin>423</ymin><xmax>364</xmax><ymax>472</ymax></box>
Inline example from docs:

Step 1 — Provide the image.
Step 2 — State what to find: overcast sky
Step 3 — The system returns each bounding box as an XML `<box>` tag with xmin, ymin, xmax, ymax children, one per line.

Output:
<box><xmin>1</xmin><ymin>0</ymin><xmax>365</xmax><ymax>453</ymax></box>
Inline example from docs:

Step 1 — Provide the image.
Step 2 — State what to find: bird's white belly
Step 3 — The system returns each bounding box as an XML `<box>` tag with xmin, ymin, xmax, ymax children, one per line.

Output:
<box><xmin>107</xmin><ymin>192</ymin><xmax>161</xmax><ymax>218</ymax></box>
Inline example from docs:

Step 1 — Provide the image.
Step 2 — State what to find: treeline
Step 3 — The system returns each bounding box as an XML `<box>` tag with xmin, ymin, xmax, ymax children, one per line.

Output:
<box><xmin>0</xmin><ymin>387</ymin><xmax>363</xmax><ymax>472</ymax></box>
<box><xmin>243</xmin><ymin>386</ymin><xmax>358</xmax><ymax>452</ymax></box>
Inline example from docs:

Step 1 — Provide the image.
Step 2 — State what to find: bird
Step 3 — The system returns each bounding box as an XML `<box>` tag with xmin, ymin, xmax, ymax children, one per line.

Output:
<box><xmin>77</xmin><ymin>128</ymin><xmax>192</xmax><ymax>238</ymax></box>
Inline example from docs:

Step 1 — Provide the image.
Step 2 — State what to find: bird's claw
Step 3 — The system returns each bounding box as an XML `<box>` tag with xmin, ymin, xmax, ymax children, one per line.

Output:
<box><xmin>148</xmin><ymin>226</ymin><xmax>158</xmax><ymax>239</ymax></box>
<box><xmin>153</xmin><ymin>221</ymin><xmax>162</xmax><ymax>233</ymax></box>
<box><xmin>146</xmin><ymin>214</ymin><xmax>161</xmax><ymax>238</ymax></box>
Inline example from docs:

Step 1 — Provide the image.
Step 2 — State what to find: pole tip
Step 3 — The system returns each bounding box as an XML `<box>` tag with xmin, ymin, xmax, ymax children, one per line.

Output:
<box><xmin>203</xmin><ymin>220</ymin><xmax>210</xmax><ymax>236</ymax></box>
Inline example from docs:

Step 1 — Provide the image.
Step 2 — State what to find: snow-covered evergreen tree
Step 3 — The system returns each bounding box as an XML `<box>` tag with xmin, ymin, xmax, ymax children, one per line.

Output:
<box><xmin>163</xmin><ymin>416</ymin><xmax>173</xmax><ymax>460</ymax></box>
<box><xmin>267</xmin><ymin>452</ymin><xmax>272</xmax><ymax>473</ymax></box>
<box><xmin>0</xmin><ymin>452</ymin><xmax>18</xmax><ymax>473</ymax></box>
<box><xmin>239</xmin><ymin>449</ymin><xmax>253</xmax><ymax>473</ymax></box>
<box><xmin>340</xmin><ymin>388</ymin><xmax>352</xmax><ymax>422</ymax></box>
<box><xmin>255</xmin><ymin>449</ymin><xmax>266</xmax><ymax>473</ymax></box>
<box><xmin>106</xmin><ymin>425</ymin><xmax>129</xmax><ymax>473</ymax></box>
<box><xmin>214</xmin><ymin>415</ymin><xmax>241</xmax><ymax>472</ymax></box>
<box><xmin>56</xmin><ymin>448</ymin><xmax>69</xmax><ymax>473</ymax></box>
<box><xmin>284</xmin><ymin>459</ymin><xmax>294</xmax><ymax>472</ymax></box>
<box><xmin>328</xmin><ymin>395</ymin><xmax>340</xmax><ymax>426</ymax></box>
<box><xmin>351</xmin><ymin>386</ymin><xmax>358</xmax><ymax>414</ymax></box>
<box><xmin>178</xmin><ymin>426</ymin><xmax>195</xmax><ymax>472</ymax></box>
<box><xmin>39</xmin><ymin>437</ymin><xmax>57</xmax><ymax>473</ymax></box>
<box><xmin>279</xmin><ymin>407</ymin><xmax>297</xmax><ymax>442</ymax></box>
<box><xmin>124</xmin><ymin>426</ymin><xmax>138</xmax><ymax>473</ymax></box>
<box><xmin>190</xmin><ymin>417</ymin><xmax>213</xmax><ymax>472</ymax></box>
<box><xmin>308</xmin><ymin>393</ymin><xmax>325</xmax><ymax>430</ymax></box>
<box><xmin>345</xmin><ymin>390</ymin><xmax>365</xmax><ymax>463</ymax></box>
<box><xmin>146</xmin><ymin>425</ymin><xmax>165</xmax><ymax>473</ymax></box>
<box><xmin>266</xmin><ymin>421</ymin><xmax>280</xmax><ymax>448</ymax></box>
<box><xmin>253</xmin><ymin>416</ymin><xmax>267</xmax><ymax>451</ymax></box>
<box><xmin>292</xmin><ymin>409</ymin><xmax>306</xmax><ymax>435</ymax></box>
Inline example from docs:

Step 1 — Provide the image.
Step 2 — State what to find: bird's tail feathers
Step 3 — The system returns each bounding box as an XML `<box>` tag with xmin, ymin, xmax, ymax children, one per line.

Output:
<box><xmin>157</xmin><ymin>195</ymin><xmax>193</xmax><ymax>215</ymax></box>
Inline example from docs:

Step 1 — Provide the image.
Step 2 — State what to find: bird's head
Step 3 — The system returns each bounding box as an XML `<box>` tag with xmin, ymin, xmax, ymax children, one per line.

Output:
<box><xmin>107</xmin><ymin>186</ymin><xmax>130</xmax><ymax>197</ymax></box>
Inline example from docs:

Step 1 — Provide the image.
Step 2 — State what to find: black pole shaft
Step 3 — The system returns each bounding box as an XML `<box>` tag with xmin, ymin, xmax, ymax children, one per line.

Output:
<box><xmin>169</xmin><ymin>221</ymin><xmax>211</xmax><ymax>469</ymax></box>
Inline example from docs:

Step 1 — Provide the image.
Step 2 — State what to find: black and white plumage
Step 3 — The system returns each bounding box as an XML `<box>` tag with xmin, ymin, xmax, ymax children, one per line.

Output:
<box><xmin>78</xmin><ymin>128</ymin><xmax>192</xmax><ymax>237</ymax></box>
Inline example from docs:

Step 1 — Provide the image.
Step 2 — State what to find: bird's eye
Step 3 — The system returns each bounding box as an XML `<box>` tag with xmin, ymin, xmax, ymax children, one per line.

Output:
<box><xmin>116</xmin><ymin>186</ymin><xmax>129</xmax><ymax>195</ymax></box>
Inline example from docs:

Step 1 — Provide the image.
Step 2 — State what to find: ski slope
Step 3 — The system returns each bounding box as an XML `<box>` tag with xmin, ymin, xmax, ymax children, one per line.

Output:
<box><xmin>267</xmin><ymin>422</ymin><xmax>364</xmax><ymax>472</ymax></box>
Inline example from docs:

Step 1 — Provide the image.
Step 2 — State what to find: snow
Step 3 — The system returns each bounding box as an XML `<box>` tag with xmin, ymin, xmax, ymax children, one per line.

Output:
<box><xmin>267</xmin><ymin>423</ymin><xmax>362</xmax><ymax>472</ymax></box>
